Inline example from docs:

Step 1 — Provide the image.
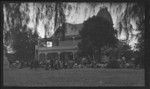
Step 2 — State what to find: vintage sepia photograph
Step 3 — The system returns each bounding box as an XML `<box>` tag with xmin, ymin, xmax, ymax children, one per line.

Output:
<box><xmin>3</xmin><ymin>1</ymin><xmax>145</xmax><ymax>87</ymax></box>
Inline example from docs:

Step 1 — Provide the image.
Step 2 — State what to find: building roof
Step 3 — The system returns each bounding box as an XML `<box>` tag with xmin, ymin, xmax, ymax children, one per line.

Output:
<box><xmin>65</xmin><ymin>23</ymin><xmax>83</xmax><ymax>36</ymax></box>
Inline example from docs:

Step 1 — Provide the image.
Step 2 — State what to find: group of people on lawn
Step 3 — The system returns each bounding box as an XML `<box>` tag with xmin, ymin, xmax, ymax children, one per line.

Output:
<box><xmin>6</xmin><ymin>53</ymin><xmax>137</xmax><ymax>69</ymax></box>
<box><xmin>30</xmin><ymin>58</ymin><xmax>75</xmax><ymax>70</ymax></box>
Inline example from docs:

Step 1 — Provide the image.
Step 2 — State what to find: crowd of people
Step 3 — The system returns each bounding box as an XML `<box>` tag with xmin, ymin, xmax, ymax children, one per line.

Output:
<box><xmin>28</xmin><ymin>56</ymin><xmax>138</xmax><ymax>70</ymax></box>
<box><xmin>7</xmin><ymin>55</ymin><xmax>139</xmax><ymax>70</ymax></box>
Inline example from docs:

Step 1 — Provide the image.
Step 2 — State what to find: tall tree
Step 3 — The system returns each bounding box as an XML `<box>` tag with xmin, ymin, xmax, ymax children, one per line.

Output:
<box><xmin>78</xmin><ymin>16</ymin><xmax>118</xmax><ymax>62</ymax></box>
<box><xmin>54</xmin><ymin>2</ymin><xmax>66</xmax><ymax>31</ymax></box>
<box><xmin>131</xmin><ymin>3</ymin><xmax>145</xmax><ymax>67</ymax></box>
<box><xmin>4</xmin><ymin>3</ymin><xmax>39</xmax><ymax>64</ymax></box>
<box><xmin>53</xmin><ymin>2</ymin><xmax>66</xmax><ymax>45</ymax></box>
<box><xmin>13</xmin><ymin>25</ymin><xmax>38</xmax><ymax>63</ymax></box>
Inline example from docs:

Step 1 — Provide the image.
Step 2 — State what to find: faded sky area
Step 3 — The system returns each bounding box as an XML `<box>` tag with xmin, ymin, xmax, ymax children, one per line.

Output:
<box><xmin>3</xmin><ymin>2</ymin><xmax>144</xmax><ymax>51</ymax></box>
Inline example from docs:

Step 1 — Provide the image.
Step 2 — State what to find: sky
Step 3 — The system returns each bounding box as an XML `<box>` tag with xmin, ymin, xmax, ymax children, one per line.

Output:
<box><xmin>3</xmin><ymin>2</ymin><xmax>144</xmax><ymax>51</ymax></box>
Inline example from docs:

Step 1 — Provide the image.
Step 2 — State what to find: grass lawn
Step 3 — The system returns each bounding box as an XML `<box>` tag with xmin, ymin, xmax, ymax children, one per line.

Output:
<box><xmin>3</xmin><ymin>67</ymin><xmax>144</xmax><ymax>87</ymax></box>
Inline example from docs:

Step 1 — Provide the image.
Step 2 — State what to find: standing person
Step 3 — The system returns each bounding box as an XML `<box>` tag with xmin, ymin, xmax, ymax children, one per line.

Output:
<box><xmin>64</xmin><ymin>61</ymin><xmax>67</xmax><ymax>69</ymax></box>
<box><xmin>131</xmin><ymin>57</ymin><xmax>136</xmax><ymax>68</ymax></box>
<box><xmin>62</xmin><ymin>61</ymin><xmax>65</xmax><ymax>69</ymax></box>
<box><xmin>59</xmin><ymin>60</ymin><xmax>63</xmax><ymax>69</ymax></box>
<box><xmin>82</xmin><ymin>57</ymin><xmax>86</xmax><ymax>67</ymax></box>
<box><xmin>57</xmin><ymin>59</ymin><xmax>61</xmax><ymax>69</ymax></box>
<box><xmin>18</xmin><ymin>60</ymin><xmax>23</xmax><ymax>69</ymax></box>
<box><xmin>54</xmin><ymin>58</ymin><xmax>59</xmax><ymax>70</ymax></box>
<box><xmin>45</xmin><ymin>59</ymin><xmax>50</xmax><ymax>70</ymax></box>
<box><xmin>117</xmin><ymin>58</ymin><xmax>122</xmax><ymax>68</ymax></box>
<box><xmin>30</xmin><ymin>59</ymin><xmax>34</xmax><ymax>69</ymax></box>
<box><xmin>50</xmin><ymin>58</ymin><xmax>54</xmax><ymax>70</ymax></box>
<box><xmin>34</xmin><ymin>60</ymin><xmax>39</xmax><ymax>70</ymax></box>
<box><xmin>122</xmin><ymin>56</ymin><xmax>126</xmax><ymax>68</ymax></box>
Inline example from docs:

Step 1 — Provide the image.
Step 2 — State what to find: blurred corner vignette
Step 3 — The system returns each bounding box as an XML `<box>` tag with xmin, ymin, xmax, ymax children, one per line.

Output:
<box><xmin>3</xmin><ymin>1</ymin><xmax>145</xmax><ymax>87</ymax></box>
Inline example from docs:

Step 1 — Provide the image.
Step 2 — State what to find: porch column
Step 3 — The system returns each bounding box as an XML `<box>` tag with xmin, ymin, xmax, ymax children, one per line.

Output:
<box><xmin>45</xmin><ymin>52</ymin><xmax>47</xmax><ymax>60</ymax></box>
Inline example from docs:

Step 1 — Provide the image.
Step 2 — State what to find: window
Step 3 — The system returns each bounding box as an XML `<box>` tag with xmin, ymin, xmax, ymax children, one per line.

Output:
<box><xmin>47</xmin><ymin>41</ymin><xmax>52</xmax><ymax>47</ymax></box>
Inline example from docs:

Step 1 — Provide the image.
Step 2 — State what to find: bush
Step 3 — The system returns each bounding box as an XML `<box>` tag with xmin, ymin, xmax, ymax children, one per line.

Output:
<box><xmin>107</xmin><ymin>60</ymin><xmax>120</xmax><ymax>68</ymax></box>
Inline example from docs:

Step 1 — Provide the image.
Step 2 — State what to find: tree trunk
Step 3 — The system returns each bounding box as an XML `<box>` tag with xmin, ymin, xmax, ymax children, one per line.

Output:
<box><xmin>54</xmin><ymin>2</ymin><xmax>58</xmax><ymax>29</ymax></box>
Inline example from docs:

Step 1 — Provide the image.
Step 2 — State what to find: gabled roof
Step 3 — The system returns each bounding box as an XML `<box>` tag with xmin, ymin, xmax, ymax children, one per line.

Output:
<box><xmin>65</xmin><ymin>23</ymin><xmax>83</xmax><ymax>36</ymax></box>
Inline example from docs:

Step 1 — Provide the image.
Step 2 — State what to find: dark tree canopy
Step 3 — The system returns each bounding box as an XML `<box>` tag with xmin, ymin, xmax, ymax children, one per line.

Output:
<box><xmin>78</xmin><ymin>16</ymin><xmax>118</xmax><ymax>59</ymax></box>
<box><xmin>12</xmin><ymin>25</ymin><xmax>38</xmax><ymax>62</ymax></box>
